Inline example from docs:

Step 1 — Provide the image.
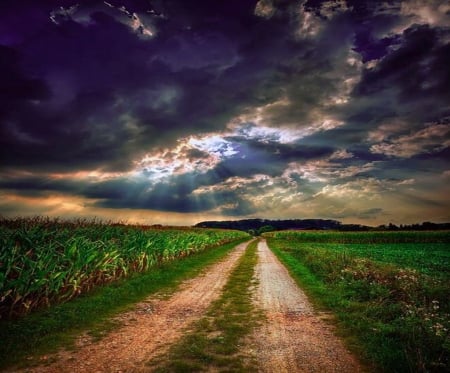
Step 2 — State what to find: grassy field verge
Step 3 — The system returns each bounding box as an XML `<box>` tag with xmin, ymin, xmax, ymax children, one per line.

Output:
<box><xmin>152</xmin><ymin>239</ymin><xmax>260</xmax><ymax>372</ymax></box>
<box><xmin>0</xmin><ymin>238</ymin><xmax>249</xmax><ymax>370</ymax></box>
<box><xmin>265</xmin><ymin>231</ymin><xmax>450</xmax><ymax>373</ymax></box>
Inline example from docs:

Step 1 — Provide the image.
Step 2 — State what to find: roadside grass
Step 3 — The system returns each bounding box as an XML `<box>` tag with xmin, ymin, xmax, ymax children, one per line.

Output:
<box><xmin>0</xmin><ymin>238</ymin><xmax>249</xmax><ymax>370</ymax></box>
<box><xmin>267</xmin><ymin>237</ymin><xmax>450</xmax><ymax>373</ymax></box>
<box><xmin>152</xmin><ymin>239</ymin><xmax>260</xmax><ymax>372</ymax></box>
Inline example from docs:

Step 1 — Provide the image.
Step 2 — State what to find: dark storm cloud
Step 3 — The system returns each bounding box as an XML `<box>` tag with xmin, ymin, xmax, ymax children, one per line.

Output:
<box><xmin>356</xmin><ymin>25</ymin><xmax>450</xmax><ymax>102</ymax></box>
<box><xmin>259</xmin><ymin>2</ymin><xmax>450</xmax><ymax>155</ymax></box>
<box><xmin>343</xmin><ymin>24</ymin><xmax>450</xmax><ymax>142</ymax></box>
<box><xmin>1</xmin><ymin>1</ymin><xmax>342</xmax><ymax>176</ymax></box>
<box><xmin>1</xmin><ymin>0</ymin><xmax>449</xmax><ymax>223</ymax></box>
<box><xmin>89</xmin><ymin>172</ymin><xmax>257</xmax><ymax>215</ymax></box>
<box><xmin>327</xmin><ymin>207</ymin><xmax>384</xmax><ymax>220</ymax></box>
<box><xmin>0</xmin><ymin>0</ymin><xmax>371</xmax><ymax>173</ymax></box>
<box><xmin>0</xmin><ymin>155</ymin><xmax>261</xmax><ymax>215</ymax></box>
<box><xmin>1</xmin><ymin>0</ymin><xmax>297</xmax><ymax>173</ymax></box>
<box><xmin>226</xmin><ymin>135</ymin><xmax>335</xmax><ymax>164</ymax></box>
<box><xmin>0</xmin><ymin>175</ymin><xmax>80</xmax><ymax>194</ymax></box>
<box><xmin>0</xmin><ymin>46</ymin><xmax>51</xmax><ymax>102</ymax></box>
<box><xmin>0</xmin><ymin>0</ymin><xmax>388</xmax><ymax>171</ymax></box>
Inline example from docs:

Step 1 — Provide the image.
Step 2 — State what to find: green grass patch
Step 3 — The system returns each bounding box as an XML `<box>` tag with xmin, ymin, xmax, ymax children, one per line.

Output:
<box><xmin>153</xmin><ymin>239</ymin><xmax>260</xmax><ymax>372</ymax></box>
<box><xmin>0</xmin><ymin>238</ymin><xmax>249</xmax><ymax>370</ymax></box>
<box><xmin>285</xmin><ymin>242</ymin><xmax>450</xmax><ymax>278</ymax></box>
<box><xmin>267</xmin><ymin>235</ymin><xmax>450</xmax><ymax>373</ymax></box>
<box><xmin>267</xmin><ymin>230</ymin><xmax>450</xmax><ymax>244</ymax></box>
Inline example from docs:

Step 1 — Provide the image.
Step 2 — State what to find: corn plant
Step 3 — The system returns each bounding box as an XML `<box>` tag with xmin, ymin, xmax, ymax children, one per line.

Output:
<box><xmin>0</xmin><ymin>217</ymin><xmax>249</xmax><ymax>318</ymax></box>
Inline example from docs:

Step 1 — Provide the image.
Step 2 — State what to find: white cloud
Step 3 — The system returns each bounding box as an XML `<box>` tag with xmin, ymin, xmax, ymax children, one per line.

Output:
<box><xmin>227</xmin><ymin>104</ymin><xmax>345</xmax><ymax>144</ymax></box>
<box><xmin>367</xmin><ymin>119</ymin><xmax>411</xmax><ymax>142</ymax></box>
<box><xmin>397</xmin><ymin>178</ymin><xmax>416</xmax><ymax>185</ymax></box>
<box><xmin>283</xmin><ymin>159</ymin><xmax>376</xmax><ymax>183</ymax></box>
<box><xmin>294</xmin><ymin>0</ymin><xmax>351</xmax><ymax>38</ymax></box>
<box><xmin>330</xmin><ymin>149</ymin><xmax>354</xmax><ymax>160</ymax></box>
<box><xmin>318</xmin><ymin>0</ymin><xmax>351</xmax><ymax>19</ymax></box>
<box><xmin>297</xmin><ymin>9</ymin><xmax>323</xmax><ymax>37</ymax></box>
<box><xmin>135</xmin><ymin>135</ymin><xmax>238</xmax><ymax>182</ymax></box>
<box><xmin>192</xmin><ymin>174</ymin><xmax>272</xmax><ymax>195</ymax></box>
<box><xmin>128</xmin><ymin>12</ymin><xmax>154</xmax><ymax>38</ymax></box>
<box><xmin>254</xmin><ymin>0</ymin><xmax>276</xmax><ymax>19</ymax></box>
<box><xmin>370</xmin><ymin>122</ymin><xmax>450</xmax><ymax>158</ymax></box>
<box><xmin>50</xmin><ymin>4</ymin><xmax>80</xmax><ymax>24</ymax></box>
<box><xmin>50</xmin><ymin>3</ymin><xmax>155</xmax><ymax>39</ymax></box>
<box><xmin>400</xmin><ymin>0</ymin><xmax>450</xmax><ymax>28</ymax></box>
<box><xmin>188</xmin><ymin>135</ymin><xmax>238</xmax><ymax>158</ymax></box>
<box><xmin>374</xmin><ymin>0</ymin><xmax>450</xmax><ymax>38</ymax></box>
<box><xmin>231</xmin><ymin>123</ymin><xmax>309</xmax><ymax>144</ymax></box>
<box><xmin>314</xmin><ymin>178</ymin><xmax>388</xmax><ymax>199</ymax></box>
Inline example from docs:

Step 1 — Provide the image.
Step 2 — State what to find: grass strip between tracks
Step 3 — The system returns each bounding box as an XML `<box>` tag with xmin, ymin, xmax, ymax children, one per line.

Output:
<box><xmin>0</xmin><ymin>238</ymin><xmax>249</xmax><ymax>370</ymax></box>
<box><xmin>152</xmin><ymin>239</ymin><xmax>260</xmax><ymax>372</ymax></box>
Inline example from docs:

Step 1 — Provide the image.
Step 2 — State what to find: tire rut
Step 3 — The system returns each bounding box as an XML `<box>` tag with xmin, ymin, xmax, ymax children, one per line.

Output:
<box><xmin>251</xmin><ymin>239</ymin><xmax>364</xmax><ymax>373</ymax></box>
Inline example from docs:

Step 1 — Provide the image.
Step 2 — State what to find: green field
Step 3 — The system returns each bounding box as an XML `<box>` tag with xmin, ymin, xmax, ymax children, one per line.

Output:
<box><xmin>265</xmin><ymin>230</ymin><xmax>450</xmax><ymax>372</ymax></box>
<box><xmin>0</xmin><ymin>217</ymin><xmax>249</xmax><ymax>319</ymax></box>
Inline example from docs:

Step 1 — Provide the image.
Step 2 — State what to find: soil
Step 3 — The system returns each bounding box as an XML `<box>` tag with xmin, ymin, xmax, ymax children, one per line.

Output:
<box><xmin>250</xmin><ymin>239</ymin><xmax>364</xmax><ymax>373</ymax></box>
<box><xmin>11</xmin><ymin>240</ymin><xmax>249</xmax><ymax>373</ymax></box>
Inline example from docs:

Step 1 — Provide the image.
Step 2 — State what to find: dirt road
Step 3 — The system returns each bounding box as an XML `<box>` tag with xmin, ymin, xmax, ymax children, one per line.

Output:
<box><xmin>12</xmin><ymin>240</ymin><xmax>251</xmax><ymax>373</ymax></box>
<box><xmin>11</xmin><ymin>238</ymin><xmax>365</xmax><ymax>372</ymax></box>
<box><xmin>251</xmin><ymin>239</ymin><xmax>363</xmax><ymax>373</ymax></box>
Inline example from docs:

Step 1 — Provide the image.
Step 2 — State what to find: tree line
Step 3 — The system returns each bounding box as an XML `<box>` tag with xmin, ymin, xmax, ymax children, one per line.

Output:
<box><xmin>194</xmin><ymin>219</ymin><xmax>450</xmax><ymax>235</ymax></box>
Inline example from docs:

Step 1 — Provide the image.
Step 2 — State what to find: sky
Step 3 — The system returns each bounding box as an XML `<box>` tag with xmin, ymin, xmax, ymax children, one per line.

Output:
<box><xmin>0</xmin><ymin>0</ymin><xmax>449</xmax><ymax>226</ymax></box>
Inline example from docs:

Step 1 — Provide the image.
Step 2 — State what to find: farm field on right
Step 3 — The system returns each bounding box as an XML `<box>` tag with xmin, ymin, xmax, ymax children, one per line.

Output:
<box><xmin>264</xmin><ymin>230</ymin><xmax>450</xmax><ymax>372</ymax></box>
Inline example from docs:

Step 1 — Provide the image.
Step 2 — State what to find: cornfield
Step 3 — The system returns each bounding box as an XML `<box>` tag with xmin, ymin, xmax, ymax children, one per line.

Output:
<box><xmin>0</xmin><ymin>217</ymin><xmax>249</xmax><ymax>318</ymax></box>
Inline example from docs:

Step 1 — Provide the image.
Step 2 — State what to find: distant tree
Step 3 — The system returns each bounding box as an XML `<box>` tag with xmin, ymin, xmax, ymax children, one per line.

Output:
<box><xmin>194</xmin><ymin>219</ymin><xmax>450</xmax><ymax>232</ymax></box>
<box><xmin>388</xmin><ymin>223</ymin><xmax>399</xmax><ymax>230</ymax></box>
<box><xmin>257</xmin><ymin>225</ymin><xmax>276</xmax><ymax>236</ymax></box>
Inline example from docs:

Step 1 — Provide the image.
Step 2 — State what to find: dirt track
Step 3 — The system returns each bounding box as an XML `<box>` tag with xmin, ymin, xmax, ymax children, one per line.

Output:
<box><xmin>251</xmin><ymin>239</ymin><xmax>363</xmax><ymax>373</ymax></box>
<box><xmin>11</xmin><ymin>238</ymin><xmax>365</xmax><ymax>372</ymax></box>
<box><xmin>12</xmin><ymin>240</ymin><xmax>250</xmax><ymax>373</ymax></box>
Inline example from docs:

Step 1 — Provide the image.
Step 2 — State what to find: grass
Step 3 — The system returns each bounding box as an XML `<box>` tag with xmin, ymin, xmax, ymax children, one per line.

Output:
<box><xmin>269</xmin><ymin>230</ymin><xmax>450</xmax><ymax>243</ymax></box>
<box><xmin>294</xmin><ymin>242</ymin><xmax>450</xmax><ymax>277</ymax></box>
<box><xmin>265</xmin><ymin>231</ymin><xmax>450</xmax><ymax>373</ymax></box>
<box><xmin>152</xmin><ymin>239</ymin><xmax>260</xmax><ymax>372</ymax></box>
<box><xmin>0</xmin><ymin>237</ymin><xmax>249</xmax><ymax>370</ymax></box>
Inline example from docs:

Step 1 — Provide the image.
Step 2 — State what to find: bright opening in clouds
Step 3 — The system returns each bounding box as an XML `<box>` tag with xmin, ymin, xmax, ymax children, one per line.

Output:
<box><xmin>0</xmin><ymin>0</ymin><xmax>449</xmax><ymax>225</ymax></box>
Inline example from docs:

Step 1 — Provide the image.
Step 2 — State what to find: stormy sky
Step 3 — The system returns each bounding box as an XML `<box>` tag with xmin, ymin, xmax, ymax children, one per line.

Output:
<box><xmin>1</xmin><ymin>0</ymin><xmax>449</xmax><ymax>225</ymax></box>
